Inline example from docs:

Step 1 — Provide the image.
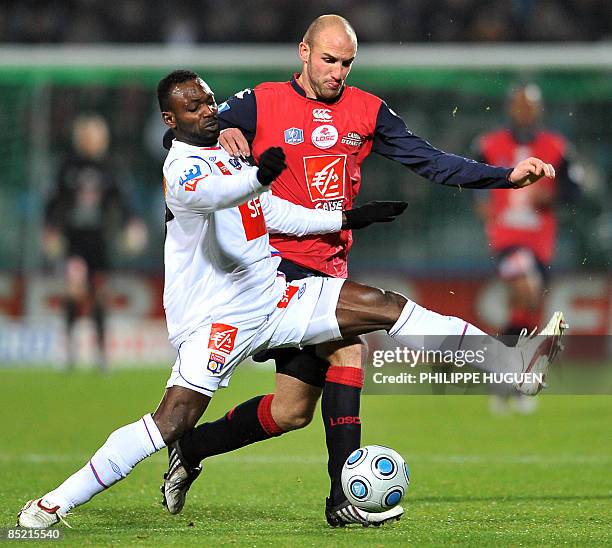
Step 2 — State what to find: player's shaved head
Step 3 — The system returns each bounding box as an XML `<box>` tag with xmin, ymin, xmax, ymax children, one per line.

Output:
<box><xmin>297</xmin><ymin>15</ymin><xmax>358</xmax><ymax>101</ymax></box>
<box><xmin>303</xmin><ymin>14</ymin><xmax>357</xmax><ymax>49</ymax></box>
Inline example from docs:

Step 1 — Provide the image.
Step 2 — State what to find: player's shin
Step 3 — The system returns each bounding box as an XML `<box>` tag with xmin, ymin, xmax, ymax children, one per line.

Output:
<box><xmin>388</xmin><ymin>299</ymin><xmax>522</xmax><ymax>374</ymax></box>
<box><xmin>322</xmin><ymin>366</ymin><xmax>363</xmax><ymax>506</ymax></box>
<box><xmin>43</xmin><ymin>414</ymin><xmax>165</xmax><ymax>513</ymax></box>
<box><xmin>178</xmin><ymin>394</ymin><xmax>285</xmax><ymax>467</ymax></box>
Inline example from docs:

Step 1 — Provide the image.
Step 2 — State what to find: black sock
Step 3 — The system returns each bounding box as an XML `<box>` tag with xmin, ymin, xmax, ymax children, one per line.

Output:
<box><xmin>502</xmin><ymin>325</ymin><xmax>525</xmax><ymax>346</ymax></box>
<box><xmin>92</xmin><ymin>302</ymin><xmax>106</xmax><ymax>347</ymax></box>
<box><xmin>64</xmin><ymin>298</ymin><xmax>78</xmax><ymax>368</ymax></box>
<box><xmin>92</xmin><ymin>301</ymin><xmax>107</xmax><ymax>369</ymax></box>
<box><xmin>179</xmin><ymin>394</ymin><xmax>283</xmax><ymax>468</ymax></box>
<box><xmin>64</xmin><ymin>297</ymin><xmax>78</xmax><ymax>328</ymax></box>
<box><xmin>321</xmin><ymin>366</ymin><xmax>363</xmax><ymax>506</ymax></box>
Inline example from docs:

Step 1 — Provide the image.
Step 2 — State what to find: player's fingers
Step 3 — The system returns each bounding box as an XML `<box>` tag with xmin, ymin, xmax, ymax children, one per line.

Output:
<box><xmin>530</xmin><ymin>158</ymin><xmax>543</xmax><ymax>176</ymax></box>
<box><xmin>545</xmin><ymin>163</ymin><xmax>556</xmax><ymax>178</ymax></box>
<box><xmin>219</xmin><ymin>133</ymin><xmax>240</xmax><ymax>156</ymax></box>
<box><xmin>233</xmin><ymin>132</ymin><xmax>251</xmax><ymax>157</ymax></box>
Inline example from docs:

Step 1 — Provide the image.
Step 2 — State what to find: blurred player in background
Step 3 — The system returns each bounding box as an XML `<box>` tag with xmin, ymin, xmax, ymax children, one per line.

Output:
<box><xmin>43</xmin><ymin>114</ymin><xmax>147</xmax><ymax>371</ymax></box>
<box><xmin>162</xmin><ymin>16</ymin><xmax>562</xmax><ymax>526</ymax></box>
<box><xmin>474</xmin><ymin>83</ymin><xmax>581</xmax><ymax>413</ymax></box>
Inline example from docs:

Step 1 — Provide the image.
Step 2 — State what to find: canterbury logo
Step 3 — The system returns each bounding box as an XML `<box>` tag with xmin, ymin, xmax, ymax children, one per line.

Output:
<box><xmin>312</xmin><ymin>108</ymin><xmax>332</xmax><ymax>121</ymax></box>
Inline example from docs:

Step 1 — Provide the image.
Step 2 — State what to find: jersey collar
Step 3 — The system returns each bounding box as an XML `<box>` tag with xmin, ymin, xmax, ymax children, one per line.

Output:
<box><xmin>290</xmin><ymin>73</ymin><xmax>345</xmax><ymax>104</ymax></box>
<box><xmin>173</xmin><ymin>139</ymin><xmax>221</xmax><ymax>151</ymax></box>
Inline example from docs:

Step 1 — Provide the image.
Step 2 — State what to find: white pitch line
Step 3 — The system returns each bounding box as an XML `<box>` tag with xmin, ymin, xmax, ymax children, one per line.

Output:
<box><xmin>1</xmin><ymin>453</ymin><xmax>610</xmax><ymax>465</ymax></box>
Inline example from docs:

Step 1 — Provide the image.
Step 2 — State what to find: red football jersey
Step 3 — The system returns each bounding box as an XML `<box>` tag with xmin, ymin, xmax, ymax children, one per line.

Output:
<box><xmin>251</xmin><ymin>80</ymin><xmax>382</xmax><ymax>277</ymax></box>
<box><xmin>478</xmin><ymin>129</ymin><xmax>566</xmax><ymax>264</ymax></box>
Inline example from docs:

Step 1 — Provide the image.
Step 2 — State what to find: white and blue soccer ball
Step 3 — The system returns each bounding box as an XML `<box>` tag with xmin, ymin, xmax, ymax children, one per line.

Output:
<box><xmin>341</xmin><ymin>445</ymin><xmax>410</xmax><ymax>512</ymax></box>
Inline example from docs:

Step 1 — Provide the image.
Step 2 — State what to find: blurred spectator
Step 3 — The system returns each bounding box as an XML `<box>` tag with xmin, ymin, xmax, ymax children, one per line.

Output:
<box><xmin>43</xmin><ymin>114</ymin><xmax>147</xmax><ymax>370</ymax></box>
<box><xmin>0</xmin><ymin>0</ymin><xmax>610</xmax><ymax>43</ymax></box>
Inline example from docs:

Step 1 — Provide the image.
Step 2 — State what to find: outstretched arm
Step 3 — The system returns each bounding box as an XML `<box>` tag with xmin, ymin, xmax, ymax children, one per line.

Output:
<box><xmin>373</xmin><ymin>102</ymin><xmax>555</xmax><ymax>189</ymax></box>
<box><xmin>262</xmin><ymin>196</ymin><xmax>408</xmax><ymax>237</ymax></box>
<box><xmin>261</xmin><ymin>193</ymin><xmax>342</xmax><ymax>236</ymax></box>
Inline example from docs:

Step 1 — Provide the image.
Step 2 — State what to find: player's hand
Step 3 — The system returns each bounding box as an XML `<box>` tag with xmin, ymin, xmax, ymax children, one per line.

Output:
<box><xmin>123</xmin><ymin>219</ymin><xmax>148</xmax><ymax>255</ymax></box>
<box><xmin>343</xmin><ymin>201</ymin><xmax>408</xmax><ymax>230</ymax></box>
<box><xmin>509</xmin><ymin>157</ymin><xmax>555</xmax><ymax>188</ymax></box>
<box><xmin>257</xmin><ymin>147</ymin><xmax>286</xmax><ymax>185</ymax></box>
<box><xmin>219</xmin><ymin>128</ymin><xmax>251</xmax><ymax>158</ymax></box>
<box><xmin>42</xmin><ymin>227</ymin><xmax>65</xmax><ymax>260</ymax></box>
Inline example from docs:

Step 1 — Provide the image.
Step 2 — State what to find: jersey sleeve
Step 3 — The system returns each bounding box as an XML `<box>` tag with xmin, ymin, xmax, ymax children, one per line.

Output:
<box><xmin>260</xmin><ymin>193</ymin><xmax>342</xmax><ymax>236</ymax></box>
<box><xmin>372</xmin><ymin>102</ymin><xmax>514</xmax><ymax>189</ymax></box>
<box><xmin>166</xmin><ymin>156</ymin><xmax>266</xmax><ymax>214</ymax></box>
<box><xmin>217</xmin><ymin>88</ymin><xmax>257</xmax><ymax>141</ymax></box>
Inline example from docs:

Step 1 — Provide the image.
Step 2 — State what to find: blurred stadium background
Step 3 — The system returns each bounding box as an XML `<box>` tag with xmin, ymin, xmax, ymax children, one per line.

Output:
<box><xmin>0</xmin><ymin>0</ymin><xmax>610</xmax><ymax>368</ymax></box>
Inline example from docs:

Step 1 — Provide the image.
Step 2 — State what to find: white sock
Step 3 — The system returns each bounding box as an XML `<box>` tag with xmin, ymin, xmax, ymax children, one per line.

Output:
<box><xmin>44</xmin><ymin>414</ymin><xmax>165</xmax><ymax>512</ymax></box>
<box><xmin>389</xmin><ymin>299</ymin><xmax>522</xmax><ymax>374</ymax></box>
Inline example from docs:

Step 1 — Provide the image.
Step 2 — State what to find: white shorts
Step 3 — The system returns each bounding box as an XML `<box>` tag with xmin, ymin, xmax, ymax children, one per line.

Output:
<box><xmin>166</xmin><ymin>276</ymin><xmax>345</xmax><ymax>397</ymax></box>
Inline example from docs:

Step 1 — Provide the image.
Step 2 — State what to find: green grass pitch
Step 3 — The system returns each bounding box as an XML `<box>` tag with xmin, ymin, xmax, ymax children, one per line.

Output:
<box><xmin>2</xmin><ymin>366</ymin><xmax>611</xmax><ymax>546</ymax></box>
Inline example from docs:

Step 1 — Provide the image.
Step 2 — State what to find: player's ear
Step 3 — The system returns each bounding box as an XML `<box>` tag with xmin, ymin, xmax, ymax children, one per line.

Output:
<box><xmin>298</xmin><ymin>41</ymin><xmax>310</xmax><ymax>64</ymax></box>
<box><xmin>162</xmin><ymin>111</ymin><xmax>176</xmax><ymax>129</ymax></box>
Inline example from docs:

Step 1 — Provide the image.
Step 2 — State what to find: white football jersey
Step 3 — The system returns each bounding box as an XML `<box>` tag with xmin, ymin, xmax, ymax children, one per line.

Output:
<box><xmin>163</xmin><ymin>140</ymin><xmax>342</xmax><ymax>347</ymax></box>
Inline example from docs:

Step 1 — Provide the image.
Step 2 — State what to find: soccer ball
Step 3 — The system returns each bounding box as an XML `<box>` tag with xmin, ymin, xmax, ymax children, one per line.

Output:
<box><xmin>341</xmin><ymin>445</ymin><xmax>409</xmax><ymax>512</ymax></box>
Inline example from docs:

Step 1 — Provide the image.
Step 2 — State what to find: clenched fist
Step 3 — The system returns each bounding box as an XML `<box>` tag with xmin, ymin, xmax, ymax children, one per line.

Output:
<box><xmin>256</xmin><ymin>147</ymin><xmax>287</xmax><ymax>186</ymax></box>
<box><xmin>509</xmin><ymin>157</ymin><xmax>555</xmax><ymax>188</ymax></box>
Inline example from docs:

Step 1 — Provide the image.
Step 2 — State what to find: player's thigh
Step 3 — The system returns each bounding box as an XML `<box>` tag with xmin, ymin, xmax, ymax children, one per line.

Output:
<box><xmin>334</xmin><ymin>280</ymin><xmax>406</xmax><ymax>337</ymax></box>
<box><xmin>65</xmin><ymin>256</ymin><xmax>89</xmax><ymax>298</ymax></box>
<box><xmin>273</xmin><ymin>373</ymin><xmax>322</xmax><ymax>413</ymax></box>
<box><xmin>316</xmin><ymin>336</ymin><xmax>368</xmax><ymax>369</ymax></box>
<box><xmin>507</xmin><ymin>274</ymin><xmax>543</xmax><ymax>307</ymax></box>
<box><xmin>273</xmin><ymin>346</ymin><xmax>329</xmax><ymax>388</ymax></box>
<box><xmin>166</xmin><ymin>321</ymin><xmax>254</xmax><ymax>400</ymax></box>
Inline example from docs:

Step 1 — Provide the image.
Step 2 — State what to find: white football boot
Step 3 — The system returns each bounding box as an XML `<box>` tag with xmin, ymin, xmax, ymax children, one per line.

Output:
<box><xmin>513</xmin><ymin>311</ymin><xmax>568</xmax><ymax>395</ymax></box>
<box><xmin>161</xmin><ymin>441</ymin><xmax>201</xmax><ymax>515</ymax></box>
<box><xmin>325</xmin><ymin>498</ymin><xmax>404</xmax><ymax>527</ymax></box>
<box><xmin>17</xmin><ymin>498</ymin><xmax>70</xmax><ymax>529</ymax></box>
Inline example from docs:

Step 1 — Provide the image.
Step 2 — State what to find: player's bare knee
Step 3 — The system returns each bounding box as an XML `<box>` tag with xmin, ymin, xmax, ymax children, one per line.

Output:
<box><xmin>271</xmin><ymin>398</ymin><xmax>315</xmax><ymax>431</ymax></box>
<box><xmin>381</xmin><ymin>290</ymin><xmax>407</xmax><ymax>324</ymax></box>
<box><xmin>274</xmin><ymin>408</ymin><xmax>313</xmax><ymax>431</ymax></box>
<box><xmin>153</xmin><ymin>389</ymin><xmax>208</xmax><ymax>444</ymax></box>
<box><xmin>154</xmin><ymin>406</ymin><xmax>195</xmax><ymax>444</ymax></box>
<box><xmin>317</xmin><ymin>336</ymin><xmax>368</xmax><ymax>368</ymax></box>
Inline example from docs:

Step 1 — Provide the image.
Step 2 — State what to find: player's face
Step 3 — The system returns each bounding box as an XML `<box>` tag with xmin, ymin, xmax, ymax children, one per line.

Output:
<box><xmin>508</xmin><ymin>87</ymin><xmax>541</xmax><ymax>128</ymax></box>
<box><xmin>299</xmin><ymin>30</ymin><xmax>356</xmax><ymax>101</ymax></box>
<box><xmin>164</xmin><ymin>78</ymin><xmax>219</xmax><ymax>146</ymax></box>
